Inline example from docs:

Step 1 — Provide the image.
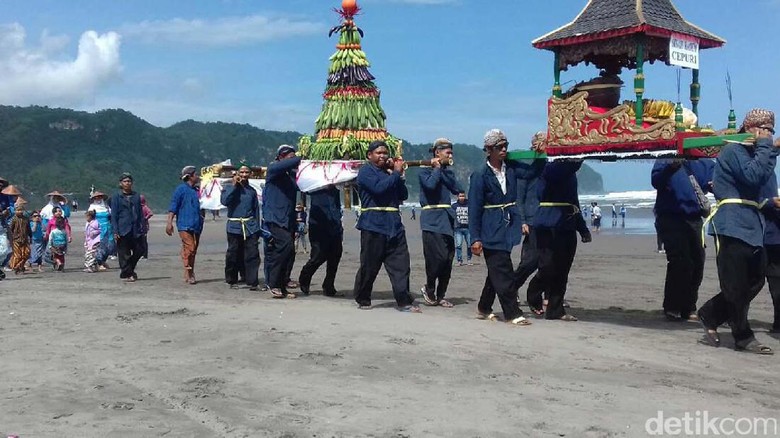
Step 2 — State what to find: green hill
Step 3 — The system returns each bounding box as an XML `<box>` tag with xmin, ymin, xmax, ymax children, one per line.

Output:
<box><xmin>0</xmin><ymin>106</ymin><xmax>603</xmax><ymax>210</ymax></box>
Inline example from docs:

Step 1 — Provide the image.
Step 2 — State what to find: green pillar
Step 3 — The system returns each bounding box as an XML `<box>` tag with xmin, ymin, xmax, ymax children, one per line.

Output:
<box><xmin>675</xmin><ymin>102</ymin><xmax>685</xmax><ymax>132</ymax></box>
<box><xmin>728</xmin><ymin>109</ymin><xmax>737</xmax><ymax>131</ymax></box>
<box><xmin>553</xmin><ymin>51</ymin><xmax>562</xmax><ymax>98</ymax></box>
<box><xmin>634</xmin><ymin>39</ymin><xmax>645</xmax><ymax>126</ymax></box>
<box><xmin>690</xmin><ymin>69</ymin><xmax>700</xmax><ymax>124</ymax></box>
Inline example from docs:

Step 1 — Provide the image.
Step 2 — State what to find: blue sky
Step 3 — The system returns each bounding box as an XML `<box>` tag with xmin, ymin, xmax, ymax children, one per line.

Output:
<box><xmin>2</xmin><ymin>0</ymin><xmax>780</xmax><ymax>191</ymax></box>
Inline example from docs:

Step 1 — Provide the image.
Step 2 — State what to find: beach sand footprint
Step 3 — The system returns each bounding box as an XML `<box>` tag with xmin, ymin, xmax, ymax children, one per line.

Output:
<box><xmin>181</xmin><ymin>376</ymin><xmax>226</xmax><ymax>399</ymax></box>
<box><xmin>115</xmin><ymin>307</ymin><xmax>206</xmax><ymax>323</ymax></box>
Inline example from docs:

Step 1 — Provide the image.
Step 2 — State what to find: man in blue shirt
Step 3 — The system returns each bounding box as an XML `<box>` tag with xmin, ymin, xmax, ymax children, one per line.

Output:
<box><xmin>651</xmin><ymin>158</ymin><xmax>714</xmax><ymax>321</ymax></box>
<box><xmin>534</xmin><ymin>160</ymin><xmax>588</xmax><ymax>321</ymax></box>
<box><xmin>353</xmin><ymin>140</ymin><xmax>419</xmax><ymax>312</ymax></box>
<box><xmin>109</xmin><ymin>172</ymin><xmax>144</xmax><ymax>282</ymax></box>
<box><xmin>166</xmin><ymin>166</ymin><xmax>205</xmax><ymax>285</ymax></box>
<box><xmin>513</xmin><ymin>156</ymin><xmax>546</xmax><ymax>315</ymax></box>
<box><xmin>699</xmin><ymin>109</ymin><xmax>777</xmax><ymax>355</ymax></box>
<box><xmin>263</xmin><ymin>145</ymin><xmax>302</xmax><ymax>299</ymax></box>
<box><xmin>419</xmin><ymin>138</ymin><xmax>463</xmax><ymax>307</ymax></box>
<box><xmin>469</xmin><ymin>129</ymin><xmax>529</xmax><ymax>326</ymax></box>
<box><xmin>221</xmin><ymin>163</ymin><xmax>262</xmax><ymax>290</ymax></box>
<box><xmin>298</xmin><ymin>185</ymin><xmax>343</xmax><ymax>296</ymax></box>
<box><xmin>760</xmin><ymin>172</ymin><xmax>780</xmax><ymax>334</ymax></box>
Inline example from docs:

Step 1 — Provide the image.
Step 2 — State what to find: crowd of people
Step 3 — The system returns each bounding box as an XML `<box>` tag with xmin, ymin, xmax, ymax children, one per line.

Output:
<box><xmin>1</xmin><ymin>111</ymin><xmax>779</xmax><ymax>355</ymax></box>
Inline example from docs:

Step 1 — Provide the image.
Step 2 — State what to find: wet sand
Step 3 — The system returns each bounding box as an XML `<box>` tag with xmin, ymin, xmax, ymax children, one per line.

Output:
<box><xmin>1</xmin><ymin>215</ymin><xmax>778</xmax><ymax>437</ymax></box>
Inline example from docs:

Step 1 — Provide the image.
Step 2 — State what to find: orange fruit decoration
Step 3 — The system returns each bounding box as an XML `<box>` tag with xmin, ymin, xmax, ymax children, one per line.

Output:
<box><xmin>342</xmin><ymin>0</ymin><xmax>358</xmax><ymax>14</ymax></box>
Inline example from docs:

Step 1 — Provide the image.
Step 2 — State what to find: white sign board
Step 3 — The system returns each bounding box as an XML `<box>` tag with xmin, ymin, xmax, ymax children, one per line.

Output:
<box><xmin>669</xmin><ymin>33</ymin><xmax>699</xmax><ymax>69</ymax></box>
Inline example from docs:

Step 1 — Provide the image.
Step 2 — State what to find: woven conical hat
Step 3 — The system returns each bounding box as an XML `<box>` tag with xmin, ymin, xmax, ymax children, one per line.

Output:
<box><xmin>46</xmin><ymin>190</ymin><xmax>67</xmax><ymax>201</ymax></box>
<box><xmin>1</xmin><ymin>185</ymin><xmax>21</xmax><ymax>196</ymax></box>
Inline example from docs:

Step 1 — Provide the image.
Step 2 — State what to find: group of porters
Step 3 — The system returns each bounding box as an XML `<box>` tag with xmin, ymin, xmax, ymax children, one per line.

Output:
<box><xmin>157</xmin><ymin>112</ymin><xmax>780</xmax><ymax>357</ymax></box>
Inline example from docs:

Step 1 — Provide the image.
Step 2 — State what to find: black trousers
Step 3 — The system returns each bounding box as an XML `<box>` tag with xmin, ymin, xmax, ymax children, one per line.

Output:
<box><xmin>299</xmin><ymin>229</ymin><xmax>343</xmax><ymax>292</ymax></box>
<box><xmin>285</xmin><ymin>242</ymin><xmax>296</xmax><ymax>284</ymax></box>
<box><xmin>266</xmin><ymin>224</ymin><xmax>295</xmax><ymax>291</ymax></box>
<box><xmin>477</xmin><ymin>249</ymin><xmax>522</xmax><ymax>320</ymax></box>
<box><xmin>766</xmin><ymin>245</ymin><xmax>780</xmax><ymax>330</ymax></box>
<box><xmin>512</xmin><ymin>226</ymin><xmax>543</xmax><ymax>307</ymax></box>
<box><xmin>699</xmin><ymin>236</ymin><xmax>766</xmax><ymax>343</ymax></box>
<box><xmin>225</xmin><ymin>232</ymin><xmax>260</xmax><ymax>287</ymax></box>
<box><xmin>353</xmin><ymin>231</ymin><xmax>413</xmax><ymax>307</ymax></box>
<box><xmin>536</xmin><ymin>228</ymin><xmax>577</xmax><ymax>319</ymax></box>
<box><xmin>117</xmin><ymin>235</ymin><xmax>143</xmax><ymax>279</ymax></box>
<box><xmin>422</xmin><ymin>231</ymin><xmax>455</xmax><ymax>300</ymax></box>
<box><xmin>656</xmin><ymin>215</ymin><xmax>705</xmax><ymax>318</ymax></box>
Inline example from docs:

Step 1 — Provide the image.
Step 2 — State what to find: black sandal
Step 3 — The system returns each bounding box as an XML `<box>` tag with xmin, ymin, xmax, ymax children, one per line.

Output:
<box><xmin>735</xmin><ymin>339</ymin><xmax>774</xmax><ymax>355</ymax></box>
<box><xmin>697</xmin><ymin>310</ymin><xmax>720</xmax><ymax>347</ymax></box>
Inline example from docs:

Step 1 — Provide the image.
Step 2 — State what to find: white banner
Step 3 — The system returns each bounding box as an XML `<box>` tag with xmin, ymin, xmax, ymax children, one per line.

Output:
<box><xmin>199</xmin><ymin>178</ymin><xmax>264</xmax><ymax>210</ymax></box>
<box><xmin>296</xmin><ymin>160</ymin><xmax>363</xmax><ymax>193</ymax></box>
<box><xmin>669</xmin><ymin>33</ymin><xmax>699</xmax><ymax>69</ymax></box>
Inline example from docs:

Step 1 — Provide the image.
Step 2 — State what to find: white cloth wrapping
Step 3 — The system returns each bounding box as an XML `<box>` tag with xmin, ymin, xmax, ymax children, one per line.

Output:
<box><xmin>295</xmin><ymin>160</ymin><xmax>362</xmax><ymax>193</ymax></box>
<box><xmin>199</xmin><ymin>178</ymin><xmax>265</xmax><ymax>210</ymax></box>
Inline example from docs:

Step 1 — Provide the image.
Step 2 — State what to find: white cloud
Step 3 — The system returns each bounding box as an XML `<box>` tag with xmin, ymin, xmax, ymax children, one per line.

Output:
<box><xmin>0</xmin><ymin>24</ymin><xmax>121</xmax><ymax>106</ymax></box>
<box><xmin>120</xmin><ymin>15</ymin><xmax>325</xmax><ymax>48</ymax></box>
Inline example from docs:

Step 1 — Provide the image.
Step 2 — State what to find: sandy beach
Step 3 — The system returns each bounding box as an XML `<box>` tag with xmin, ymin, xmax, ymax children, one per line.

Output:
<box><xmin>1</xmin><ymin>214</ymin><xmax>779</xmax><ymax>437</ymax></box>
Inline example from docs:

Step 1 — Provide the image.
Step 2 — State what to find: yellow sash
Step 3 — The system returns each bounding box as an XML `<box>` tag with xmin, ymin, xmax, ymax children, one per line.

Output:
<box><xmin>360</xmin><ymin>207</ymin><xmax>400</xmax><ymax>213</ymax></box>
<box><xmin>539</xmin><ymin>202</ymin><xmax>580</xmax><ymax>214</ymax></box>
<box><xmin>484</xmin><ymin>202</ymin><xmax>516</xmax><ymax>210</ymax></box>
<box><xmin>702</xmin><ymin>198</ymin><xmax>765</xmax><ymax>252</ymax></box>
<box><xmin>228</xmin><ymin>217</ymin><xmax>254</xmax><ymax>240</ymax></box>
<box><xmin>422</xmin><ymin>204</ymin><xmax>451</xmax><ymax>210</ymax></box>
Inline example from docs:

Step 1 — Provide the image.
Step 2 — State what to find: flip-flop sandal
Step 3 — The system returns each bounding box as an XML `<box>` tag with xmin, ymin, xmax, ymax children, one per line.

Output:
<box><xmin>286</xmin><ymin>281</ymin><xmax>300</xmax><ymax>289</ymax></box>
<box><xmin>357</xmin><ymin>304</ymin><xmax>373</xmax><ymax>310</ymax></box>
<box><xmin>476</xmin><ymin>312</ymin><xmax>499</xmax><ymax>321</ymax></box>
<box><xmin>285</xmin><ymin>293</ymin><xmax>297</xmax><ymax>299</ymax></box>
<box><xmin>270</xmin><ymin>288</ymin><xmax>285</xmax><ymax>299</ymax></box>
<box><xmin>697</xmin><ymin>311</ymin><xmax>720</xmax><ymax>347</ymax></box>
<box><xmin>508</xmin><ymin>316</ymin><xmax>532</xmax><ymax>326</ymax></box>
<box><xmin>559</xmin><ymin>314</ymin><xmax>578</xmax><ymax>322</ymax></box>
<box><xmin>438</xmin><ymin>299</ymin><xmax>454</xmax><ymax>308</ymax></box>
<box><xmin>529</xmin><ymin>307</ymin><xmax>544</xmax><ymax>316</ymax></box>
<box><xmin>420</xmin><ymin>287</ymin><xmax>437</xmax><ymax>306</ymax></box>
<box><xmin>735</xmin><ymin>340</ymin><xmax>774</xmax><ymax>355</ymax></box>
<box><xmin>397</xmin><ymin>305</ymin><xmax>422</xmax><ymax>313</ymax></box>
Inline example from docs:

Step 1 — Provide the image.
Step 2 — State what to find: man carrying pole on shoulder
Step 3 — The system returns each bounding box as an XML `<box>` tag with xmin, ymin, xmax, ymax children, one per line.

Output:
<box><xmin>419</xmin><ymin>138</ymin><xmax>463</xmax><ymax>308</ymax></box>
<box><xmin>353</xmin><ymin>140</ymin><xmax>420</xmax><ymax>313</ymax></box>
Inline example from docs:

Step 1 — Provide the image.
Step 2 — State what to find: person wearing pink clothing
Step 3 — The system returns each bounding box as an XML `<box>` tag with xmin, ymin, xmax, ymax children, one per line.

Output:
<box><xmin>83</xmin><ymin>210</ymin><xmax>102</xmax><ymax>272</ymax></box>
<box><xmin>43</xmin><ymin>207</ymin><xmax>72</xmax><ymax>243</ymax></box>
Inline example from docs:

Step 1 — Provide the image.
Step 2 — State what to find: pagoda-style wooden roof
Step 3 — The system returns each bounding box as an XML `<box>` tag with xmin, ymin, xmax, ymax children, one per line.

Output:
<box><xmin>533</xmin><ymin>0</ymin><xmax>725</xmax><ymax>70</ymax></box>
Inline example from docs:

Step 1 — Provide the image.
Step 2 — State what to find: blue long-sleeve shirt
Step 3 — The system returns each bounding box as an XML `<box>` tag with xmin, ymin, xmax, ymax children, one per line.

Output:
<box><xmin>221</xmin><ymin>183</ymin><xmax>261</xmax><ymax>237</ymax></box>
<box><xmin>710</xmin><ymin>138</ymin><xmax>779</xmax><ymax>247</ymax></box>
<box><xmin>109</xmin><ymin>191</ymin><xmax>144</xmax><ymax>238</ymax></box>
<box><xmin>761</xmin><ymin>172</ymin><xmax>780</xmax><ymax>246</ymax></box>
<box><xmin>514</xmin><ymin>159</ymin><xmax>546</xmax><ymax>225</ymax></box>
<box><xmin>534</xmin><ymin>161</ymin><xmax>583</xmax><ymax>230</ymax></box>
<box><xmin>356</xmin><ymin>163</ymin><xmax>408</xmax><ymax>238</ymax></box>
<box><xmin>651</xmin><ymin>159</ymin><xmax>714</xmax><ymax>218</ymax></box>
<box><xmin>168</xmin><ymin>183</ymin><xmax>204</xmax><ymax>234</ymax></box>
<box><xmin>468</xmin><ymin>161</ymin><xmax>522</xmax><ymax>252</ymax></box>
<box><xmin>308</xmin><ymin>186</ymin><xmax>343</xmax><ymax>236</ymax></box>
<box><xmin>262</xmin><ymin>156</ymin><xmax>302</xmax><ymax>230</ymax></box>
<box><xmin>419</xmin><ymin>167</ymin><xmax>462</xmax><ymax>235</ymax></box>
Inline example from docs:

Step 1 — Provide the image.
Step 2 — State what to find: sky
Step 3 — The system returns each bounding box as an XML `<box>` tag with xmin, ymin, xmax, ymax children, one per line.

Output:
<box><xmin>2</xmin><ymin>0</ymin><xmax>780</xmax><ymax>191</ymax></box>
